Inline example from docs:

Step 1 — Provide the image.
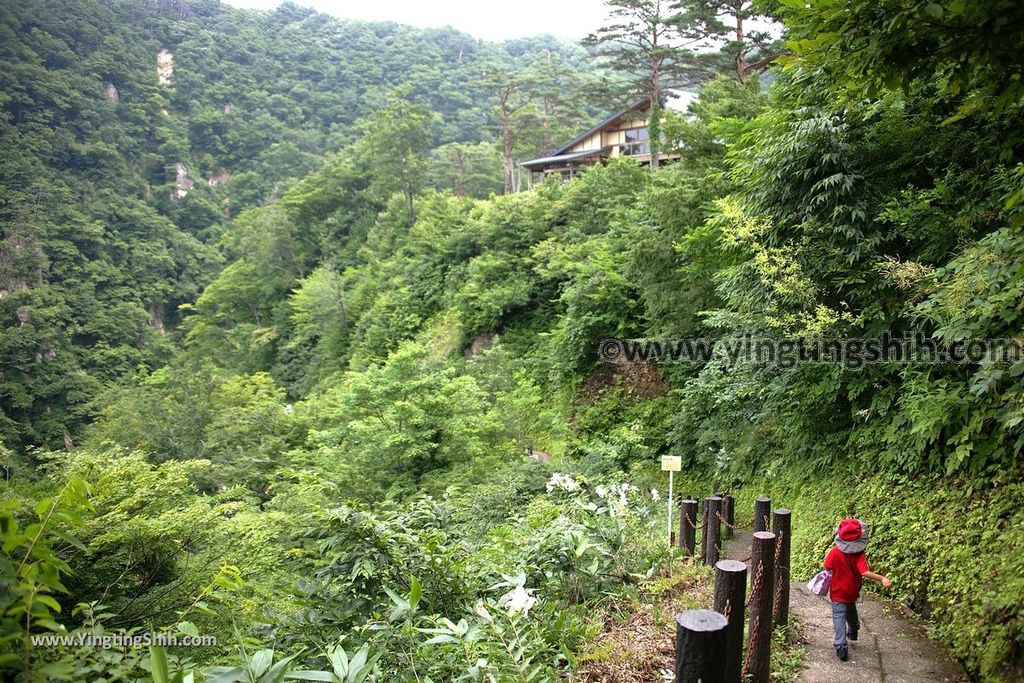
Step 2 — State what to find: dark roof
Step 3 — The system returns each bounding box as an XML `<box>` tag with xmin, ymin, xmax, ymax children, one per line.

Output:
<box><xmin>550</xmin><ymin>98</ymin><xmax>650</xmax><ymax>156</ymax></box>
<box><xmin>520</xmin><ymin>146</ymin><xmax>614</xmax><ymax>169</ymax></box>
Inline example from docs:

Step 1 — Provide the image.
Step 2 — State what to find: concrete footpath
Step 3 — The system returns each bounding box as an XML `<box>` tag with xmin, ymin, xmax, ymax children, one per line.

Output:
<box><xmin>723</xmin><ymin>530</ymin><xmax>966</xmax><ymax>683</ymax></box>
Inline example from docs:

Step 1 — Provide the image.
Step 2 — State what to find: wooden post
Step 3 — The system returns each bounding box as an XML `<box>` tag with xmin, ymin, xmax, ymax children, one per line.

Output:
<box><xmin>714</xmin><ymin>560</ymin><xmax>747</xmax><ymax>683</ymax></box>
<box><xmin>675</xmin><ymin>609</ymin><xmax>728</xmax><ymax>683</ymax></box>
<box><xmin>754</xmin><ymin>497</ymin><xmax>771</xmax><ymax>533</ymax></box>
<box><xmin>772</xmin><ymin>508</ymin><xmax>792</xmax><ymax>629</ymax></box>
<box><xmin>722</xmin><ymin>494</ymin><xmax>735</xmax><ymax>540</ymax></box>
<box><xmin>679</xmin><ymin>499</ymin><xmax>697</xmax><ymax>555</ymax></box>
<box><xmin>700</xmin><ymin>497</ymin><xmax>710</xmax><ymax>558</ymax></box>
<box><xmin>745</xmin><ymin>531</ymin><xmax>776</xmax><ymax>683</ymax></box>
<box><xmin>704</xmin><ymin>496</ymin><xmax>722</xmax><ymax>566</ymax></box>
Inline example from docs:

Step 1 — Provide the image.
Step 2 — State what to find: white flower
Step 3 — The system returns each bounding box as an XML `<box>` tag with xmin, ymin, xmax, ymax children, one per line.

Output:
<box><xmin>650</xmin><ymin>488</ymin><xmax>660</xmax><ymax>502</ymax></box>
<box><xmin>502</xmin><ymin>585</ymin><xmax>537</xmax><ymax>616</ymax></box>
<box><xmin>545</xmin><ymin>473</ymin><xmax>579</xmax><ymax>493</ymax></box>
<box><xmin>474</xmin><ymin>599</ymin><xmax>494</xmax><ymax>623</ymax></box>
<box><xmin>603</xmin><ymin>481</ymin><xmax>641</xmax><ymax>516</ymax></box>
<box><xmin>595</xmin><ymin>485</ymin><xmax>607</xmax><ymax>499</ymax></box>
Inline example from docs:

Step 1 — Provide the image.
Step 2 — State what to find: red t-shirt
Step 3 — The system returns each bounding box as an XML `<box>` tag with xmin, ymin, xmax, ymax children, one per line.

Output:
<box><xmin>824</xmin><ymin>547</ymin><xmax>870</xmax><ymax>603</ymax></box>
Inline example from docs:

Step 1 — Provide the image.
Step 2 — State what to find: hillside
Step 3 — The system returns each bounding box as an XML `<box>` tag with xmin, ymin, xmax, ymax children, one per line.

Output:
<box><xmin>0</xmin><ymin>0</ymin><xmax>592</xmax><ymax>449</ymax></box>
<box><xmin>2</xmin><ymin>1</ymin><xmax>1024</xmax><ymax>682</ymax></box>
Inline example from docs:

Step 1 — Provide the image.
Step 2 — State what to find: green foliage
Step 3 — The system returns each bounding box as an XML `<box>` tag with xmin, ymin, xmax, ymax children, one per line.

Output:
<box><xmin>288</xmin><ymin>643</ymin><xmax>380</xmax><ymax>683</ymax></box>
<box><xmin>428</xmin><ymin>142</ymin><xmax>503</xmax><ymax>199</ymax></box>
<box><xmin>0</xmin><ymin>475</ymin><xmax>90</xmax><ymax>675</ymax></box>
<box><xmin>308</xmin><ymin>342</ymin><xmax>513</xmax><ymax>495</ymax></box>
<box><xmin>0</xmin><ymin>0</ymin><xmax>598</xmax><ymax>454</ymax></box>
<box><xmin>4</xmin><ymin>0</ymin><xmax>1024</xmax><ymax>680</ymax></box>
<box><xmin>353</xmin><ymin>93</ymin><xmax>439</xmax><ymax>224</ymax></box>
<box><xmin>452</xmin><ymin>254</ymin><xmax>533</xmax><ymax>334</ymax></box>
<box><xmin>778</xmin><ymin>0</ymin><xmax>1024</xmax><ymax>121</ymax></box>
<box><xmin>89</xmin><ymin>368</ymin><xmax>302</xmax><ymax>494</ymax></box>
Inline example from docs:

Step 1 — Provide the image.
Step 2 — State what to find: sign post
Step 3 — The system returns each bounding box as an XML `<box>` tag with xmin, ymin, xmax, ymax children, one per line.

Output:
<box><xmin>661</xmin><ymin>455</ymin><xmax>682</xmax><ymax>546</ymax></box>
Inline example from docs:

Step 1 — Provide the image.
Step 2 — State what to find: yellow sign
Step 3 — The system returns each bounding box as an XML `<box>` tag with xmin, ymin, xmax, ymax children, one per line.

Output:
<box><xmin>661</xmin><ymin>455</ymin><xmax>682</xmax><ymax>472</ymax></box>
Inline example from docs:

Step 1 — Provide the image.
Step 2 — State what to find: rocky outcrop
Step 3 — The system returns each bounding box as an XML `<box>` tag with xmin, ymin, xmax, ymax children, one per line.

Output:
<box><xmin>157</xmin><ymin>49</ymin><xmax>174</xmax><ymax>87</ymax></box>
<box><xmin>149</xmin><ymin>303</ymin><xmax>166</xmax><ymax>334</ymax></box>
<box><xmin>207</xmin><ymin>169</ymin><xmax>232</xmax><ymax>188</ymax></box>
<box><xmin>1</xmin><ymin>235</ymin><xmax>31</xmax><ymax>299</ymax></box>
<box><xmin>463</xmin><ymin>332</ymin><xmax>494</xmax><ymax>358</ymax></box>
<box><xmin>173</xmin><ymin>161</ymin><xmax>194</xmax><ymax>199</ymax></box>
<box><xmin>103</xmin><ymin>82</ymin><xmax>119</xmax><ymax>102</ymax></box>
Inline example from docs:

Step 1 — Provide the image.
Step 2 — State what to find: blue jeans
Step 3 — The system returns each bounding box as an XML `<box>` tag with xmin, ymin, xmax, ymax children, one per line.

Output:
<box><xmin>832</xmin><ymin>600</ymin><xmax>859</xmax><ymax>649</ymax></box>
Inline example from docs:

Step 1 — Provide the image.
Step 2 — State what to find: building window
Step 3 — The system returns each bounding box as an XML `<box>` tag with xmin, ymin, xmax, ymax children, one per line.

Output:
<box><xmin>620</xmin><ymin>127</ymin><xmax>650</xmax><ymax>155</ymax></box>
<box><xmin>624</xmin><ymin>127</ymin><xmax>649</xmax><ymax>142</ymax></box>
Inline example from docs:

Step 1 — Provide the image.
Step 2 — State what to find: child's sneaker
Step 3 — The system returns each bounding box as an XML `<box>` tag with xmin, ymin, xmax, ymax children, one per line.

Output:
<box><xmin>847</xmin><ymin>629</ymin><xmax>858</xmax><ymax>641</ymax></box>
<box><xmin>836</xmin><ymin>646</ymin><xmax>849</xmax><ymax>661</ymax></box>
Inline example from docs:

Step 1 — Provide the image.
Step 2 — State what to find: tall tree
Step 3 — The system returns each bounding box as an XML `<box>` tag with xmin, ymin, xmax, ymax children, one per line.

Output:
<box><xmin>525</xmin><ymin>50</ymin><xmax>588</xmax><ymax>157</ymax></box>
<box><xmin>354</xmin><ymin>93</ymin><xmax>439</xmax><ymax>224</ymax></box>
<box><xmin>481</xmin><ymin>66</ymin><xmax>535</xmax><ymax>193</ymax></box>
<box><xmin>583</xmin><ymin>0</ymin><xmax>698</xmax><ymax>167</ymax></box>
<box><xmin>673</xmin><ymin>0</ymin><xmax>783</xmax><ymax>84</ymax></box>
<box><xmin>429</xmin><ymin>142</ymin><xmax>503</xmax><ymax>198</ymax></box>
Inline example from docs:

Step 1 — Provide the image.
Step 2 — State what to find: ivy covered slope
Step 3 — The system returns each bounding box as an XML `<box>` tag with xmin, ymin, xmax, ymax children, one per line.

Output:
<box><xmin>0</xmin><ymin>0</ymin><xmax>590</xmax><ymax>450</ymax></box>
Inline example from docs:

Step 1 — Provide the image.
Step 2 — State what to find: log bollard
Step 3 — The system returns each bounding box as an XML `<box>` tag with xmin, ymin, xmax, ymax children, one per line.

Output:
<box><xmin>722</xmin><ymin>494</ymin><xmax>735</xmax><ymax>540</ymax></box>
<box><xmin>679</xmin><ymin>499</ymin><xmax>698</xmax><ymax>556</ymax></box>
<box><xmin>744</xmin><ymin>531</ymin><xmax>776</xmax><ymax>683</ymax></box>
<box><xmin>675</xmin><ymin>609</ymin><xmax>728</xmax><ymax>683</ymax></box>
<box><xmin>772</xmin><ymin>508</ymin><xmax>792</xmax><ymax>629</ymax></box>
<box><xmin>754</xmin><ymin>497</ymin><xmax>772</xmax><ymax>533</ymax></box>
<box><xmin>704</xmin><ymin>496</ymin><xmax>722</xmax><ymax>566</ymax></box>
<box><xmin>714</xmin><ymin>560</ymin><xmax>747</xmax><ymax>683</ymax></box>
<box><xmin>700</xmin><ymin>498</ymin><xmax>710</xmax><ymax>559</ymax></box>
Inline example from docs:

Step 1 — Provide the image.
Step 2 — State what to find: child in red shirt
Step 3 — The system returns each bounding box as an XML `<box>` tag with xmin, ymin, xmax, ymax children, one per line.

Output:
<box><xmin>823</xmin><ymin>518</ymin><xmax>893</xmax><ymax>661</ymax></box>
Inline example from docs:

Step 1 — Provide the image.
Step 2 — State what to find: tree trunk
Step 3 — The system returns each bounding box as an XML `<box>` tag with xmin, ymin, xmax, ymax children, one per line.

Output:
<box><xmin>541</xmin><ymin>50</ymin><xmax>554</xmax><ymax>156</ymax></box>
<box><xmin>541</xmin><ymin>98</ymin><xmax>552</xmax><ymax>156</ymax></box>
<box><xmin>735</xmin><ymin>8</ymin><xmax>747</xmax><ymax>84</ymax></box>
<box><xmin>452</xmin><ymin>148</ymin><xmax>465</xmax><ymax>197</ymax></box>
<box><xmin>502</xmin><ymin>118</ymin><xmax>514</xmax><ymax>194</ymax></box>
<box><xmin>650</xmin><ymin>55</ymin><xmax>661</xmax><ymax>169</ymax></box>
<box><xmin>405</xmin><ymin>190</ymin><xmax>415</xmax><ymax>226</ymax></box>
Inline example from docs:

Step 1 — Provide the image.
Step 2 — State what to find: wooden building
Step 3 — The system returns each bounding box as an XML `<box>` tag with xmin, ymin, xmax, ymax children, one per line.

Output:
<box><xmin>520</xmin><ymin>93</ymin><xmax>694</xmax><ymax>181</ymax></box>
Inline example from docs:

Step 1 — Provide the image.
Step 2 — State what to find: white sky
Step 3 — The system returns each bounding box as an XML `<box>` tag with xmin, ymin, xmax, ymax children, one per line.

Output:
<box><xmin>223</xmin><ymin>0</ymin><xmax>608</xmax><ymax>42</ymax></box>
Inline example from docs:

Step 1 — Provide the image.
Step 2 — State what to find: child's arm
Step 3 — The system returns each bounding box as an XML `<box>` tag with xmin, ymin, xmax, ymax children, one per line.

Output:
<box><xmin>863</xmin><ymin>570</ymin><xmax>893</xmax><ymax>588</ymax></box>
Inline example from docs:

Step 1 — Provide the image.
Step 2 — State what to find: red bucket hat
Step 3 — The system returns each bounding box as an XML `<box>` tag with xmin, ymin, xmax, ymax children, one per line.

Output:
<box><xmin>835</xmin><ymin>518</ymin><xmax>868</xmax><ymax>553</ymax></box>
